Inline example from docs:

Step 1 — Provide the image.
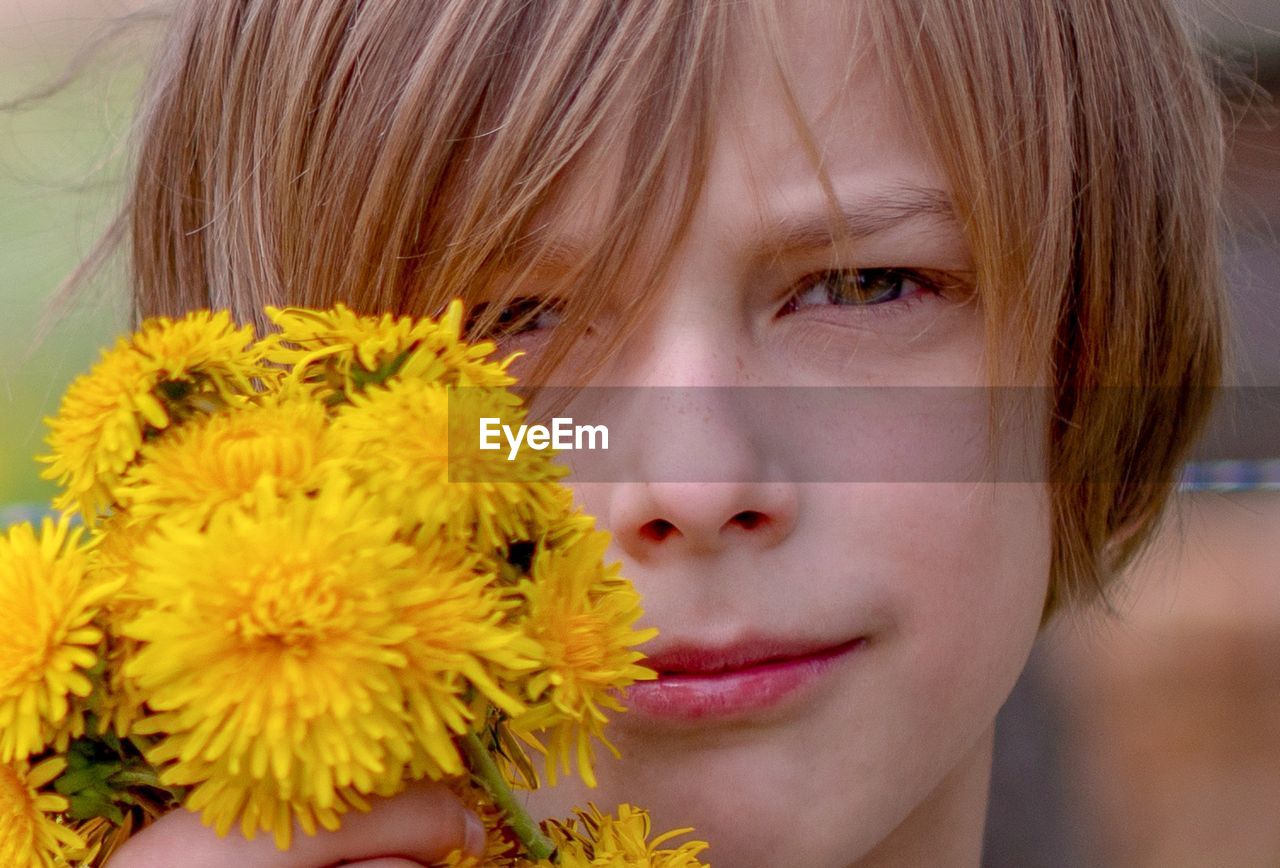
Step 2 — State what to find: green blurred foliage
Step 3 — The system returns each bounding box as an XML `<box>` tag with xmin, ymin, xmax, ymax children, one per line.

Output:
<box><xmin>0</xmin><ymin>48</ymin><xmax>142</xmax><ymax>505</ymax></box>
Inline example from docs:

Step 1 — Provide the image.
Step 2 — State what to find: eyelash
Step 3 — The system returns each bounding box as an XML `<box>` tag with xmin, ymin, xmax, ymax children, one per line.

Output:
<box><xmin>467</xmin><ymin>267</ymin><xmax>965</xmax><ymax>338</ymax></box>
<box><xmin>777</xmin><ymin>267</ymin><xmax>958</xmax><ymax>322</ymax></box>
<box><xmin>465</xmin><ymin>297</ymin><xmax>565</xmax><ymax>339</ymax></box>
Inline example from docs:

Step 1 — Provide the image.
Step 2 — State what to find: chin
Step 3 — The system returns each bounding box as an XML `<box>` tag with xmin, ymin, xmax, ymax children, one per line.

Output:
<box><xmin>524</xmin><ymin>729</ymin><xmax>888</xmax><ymax>868</ymax></box>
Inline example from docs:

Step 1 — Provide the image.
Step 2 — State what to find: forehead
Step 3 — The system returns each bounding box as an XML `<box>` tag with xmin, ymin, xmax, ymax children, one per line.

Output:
<box><xmin>541</xmin><ymin>1</ymin><xmax>947</xmax><ymax>252</ymax></box>
<box><xmin>715</xmin><ymin>2</ymin><xmax>933</xmax><ymax>199</ymax></box>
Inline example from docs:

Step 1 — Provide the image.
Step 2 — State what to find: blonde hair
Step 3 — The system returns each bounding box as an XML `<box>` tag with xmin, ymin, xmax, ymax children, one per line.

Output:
<box><xmin>80</xmin><ymin>0</ymin><xmax>1227</xmax><ymax>626</ymax></box>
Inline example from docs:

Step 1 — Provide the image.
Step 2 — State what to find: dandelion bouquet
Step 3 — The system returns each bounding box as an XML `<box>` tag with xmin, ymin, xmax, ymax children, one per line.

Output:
<box><xmin>1</xmin><ymin>303</ymin><xmax>709</xmax><ymax>866</ymax></box>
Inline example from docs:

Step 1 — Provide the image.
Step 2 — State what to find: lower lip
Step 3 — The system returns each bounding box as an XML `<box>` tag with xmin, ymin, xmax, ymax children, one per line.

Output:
<box><xmin>621</xmin><ymin>638</ymin><xmax>866</xmax><ymax>722</ymax></box>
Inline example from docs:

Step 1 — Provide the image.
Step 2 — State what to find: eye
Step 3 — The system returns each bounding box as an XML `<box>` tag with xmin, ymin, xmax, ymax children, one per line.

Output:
<box><xmin>779</xmin><ymin>268</ymin><xmax>940</xmax><ymax>315</ymax></box>
<box><xmin>465</xmin><ymin>296</ymin><xmax>564</xmax><ymax>339</ymax></box>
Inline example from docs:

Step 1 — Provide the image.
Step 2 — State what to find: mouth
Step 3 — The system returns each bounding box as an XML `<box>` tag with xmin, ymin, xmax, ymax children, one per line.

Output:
<box><xmin>620</xmin><ymin>636</ymin><xmax>866</xmax><ymax>722</ymax></box>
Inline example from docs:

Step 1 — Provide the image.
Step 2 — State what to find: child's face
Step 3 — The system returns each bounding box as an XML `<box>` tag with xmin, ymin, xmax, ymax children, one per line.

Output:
<box><xmin>508</xmin><ymin>4</ymin><xmax>1053</xmax><ymax>864</ymax></box>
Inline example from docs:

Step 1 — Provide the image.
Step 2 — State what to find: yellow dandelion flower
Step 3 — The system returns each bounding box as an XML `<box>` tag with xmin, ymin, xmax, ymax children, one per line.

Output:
<box><xmin>122</xmin><ymin>480</ymin><xmax>528</xmax><ymax>848</ymax></box>
<box><xmin>41</xmin><ymin>310</ymin><xmax>269</xmax><ymax>517</ymax></box>
<box><xmin>537</xmin><ymin>804</ymin><xmax>710</xmax><ymax>867</ymax></box>
<box><xmin>329</xmin><ymin>377</ymin><xmax>570</xmax><ymax>554</ymax></box>
<box><xmin>0</xmin><ymin>756</ymin><xmax>89</xmax><ymax>868</ymax></box>
<box><xmin>121</xmin><ymin>483</ymin><xmax>420</xmax><ymax>847</ymax></box>
<box><xmin>0</xmin><ymin>517</ymin><xmax>118</xmax><ymax>762</ymax></box>
<box><xmin>83</xmin><ymin>515</ymin><xmax>154</xmax><ymax>738</ymax></box>
<box><xmin>70</xmin><ymin>800</ymin><xmax>169</xmax><ymax>868</ymax></box>
<box><xmin>117</xmin><ymin>397</ymin><xmax>337</xmax><ymax>527</ymax></box>
<box><xmin>65</xmin><ymin>816</ymin><xmax>112</xmax><ymax>867</ymax></box>
<box><xmin>128</xmin><ymin>310</ymin><xmax>269</xmax><ymax>392</ymax></box>
<box><xmin>396</xmin><ymin>542</ymin><xmax>540</xmax><ymax>780</ymax></box>
<box><xmin>509</xmin><ymin>529</ymin><xmax>657</xmax><ymax>788</ymax></box>
<box><xmin>266</xmin><ymin>301</ymin><xmax>515</xmax><ymax>405</ymax></box>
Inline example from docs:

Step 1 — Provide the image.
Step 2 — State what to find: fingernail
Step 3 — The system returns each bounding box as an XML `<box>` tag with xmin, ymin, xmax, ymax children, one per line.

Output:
<box><xmin>463</xmin><ymin>810</ymin><xmax>486</xmax><ymax>857</ymax></box>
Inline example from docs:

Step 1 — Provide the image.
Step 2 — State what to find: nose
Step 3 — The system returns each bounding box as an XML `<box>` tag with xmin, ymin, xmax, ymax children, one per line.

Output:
<box><xmin>598</xmin><ymin>328</ymin><xmax>800</xmax><ymax>561</ymax></box>
<box><xmin>609</xmin><ymin>479</ymin><xmax>799</xmax><ymax>561</ymax></box>
<box><xmin>585</xmin><ymin>271</ymin><xmax>801</xmax><ymax>561</ymax></box>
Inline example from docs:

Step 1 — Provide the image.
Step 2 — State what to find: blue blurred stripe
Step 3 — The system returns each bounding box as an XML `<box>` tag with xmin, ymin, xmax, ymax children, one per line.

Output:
<box><xmin>1178</xmin><ymin>459</ymin><xmax>1280</xmax><ymax>492</ymax></box>
<box><xmin>0</xmin><ymin>504</ymin><xmax>53</xmax><ymax>529</ymax></box>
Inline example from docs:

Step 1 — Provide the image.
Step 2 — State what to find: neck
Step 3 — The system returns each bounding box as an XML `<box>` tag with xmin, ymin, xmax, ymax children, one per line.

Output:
<box><xmin>852</xmin><ymin>722</ymin><xmax>995</xmax><ymax>868</ymax></box>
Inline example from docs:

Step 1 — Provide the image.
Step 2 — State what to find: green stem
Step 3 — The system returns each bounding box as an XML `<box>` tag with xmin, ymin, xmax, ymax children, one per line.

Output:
<box><xmin>460</xmin><ymin>731</ymin><xmax>557</xmax><ymax>861</ymax></box>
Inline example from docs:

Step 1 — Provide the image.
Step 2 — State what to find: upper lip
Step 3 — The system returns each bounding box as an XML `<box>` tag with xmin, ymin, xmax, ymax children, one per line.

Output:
<box><xmin>638</xmin><ymin>636</ymin><xmax>863</xmax><ymax>675</ymax></box>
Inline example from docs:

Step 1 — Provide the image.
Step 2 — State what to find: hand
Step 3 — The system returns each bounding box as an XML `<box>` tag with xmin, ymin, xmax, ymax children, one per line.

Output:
<box><xmin>107</xmin><ymin>779</ymin><xmax>487</xmax><ymax>867</ymax></box>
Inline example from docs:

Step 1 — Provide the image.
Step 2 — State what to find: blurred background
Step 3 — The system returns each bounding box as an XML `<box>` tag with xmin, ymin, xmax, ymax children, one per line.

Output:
<box><xmin>1</xmin><ymin>2</ymin><xmax>1277</xmax><ymax>865</ymax></box>
<box><xmin>994</xmin><ymin>1</ymin><xmax>1280</xmax><ymax>865</ymax></box>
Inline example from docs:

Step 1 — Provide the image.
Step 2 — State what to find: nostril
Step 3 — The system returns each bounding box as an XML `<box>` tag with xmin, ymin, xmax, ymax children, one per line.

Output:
<box><xmin>730</xmin><ymin>510</ymin><xmax>766</xmax><ymax>531</ymax></box>
<box><xmin>639</xmin><ymin>518</ymin><xmax>677</xmax><ymax>542</ymax></box>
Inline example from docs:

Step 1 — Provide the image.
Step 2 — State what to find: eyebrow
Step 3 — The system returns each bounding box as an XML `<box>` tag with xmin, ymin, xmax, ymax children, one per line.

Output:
<box><xmin>500</xmin><ymin>183</ymin><xmax>958</xmax><ymax>273</ymax></box>
<box><xmin>750</xmin><ymin>184</ymin><xmax>957</xmax><ymax>259</ymax></box>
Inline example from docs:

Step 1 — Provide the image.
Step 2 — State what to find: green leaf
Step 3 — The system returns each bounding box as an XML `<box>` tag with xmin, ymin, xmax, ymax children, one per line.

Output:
<box><xmin>67</xmin><ymin>792</ymin><xmax>125</xmax><ymax>825</ymax></box>
<box><xmin>54</xmin><ymin>764</ymin><xmax>117</xmax><ymax>795</ymax></box>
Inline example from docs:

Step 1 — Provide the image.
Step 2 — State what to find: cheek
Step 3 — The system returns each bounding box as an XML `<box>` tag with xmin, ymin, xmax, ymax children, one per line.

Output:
<box><xmin>793</xmin><ymin>481</ymin><xmax>1053</xmax><ymax>860</ymax></box>
<box><xmin>852</xmin><ymin>481</ymin><xmax>1053</xmax><ymax>733</ymax></box>
<box><xmin>889</xmin><ymin>483</ymin><xmax>1052</xmax><ymax>645</ymax></box>
<box><xmin>819</xmin><ymin>389</ymin><xmax>1053</xmax><ymax>657</ymax></box>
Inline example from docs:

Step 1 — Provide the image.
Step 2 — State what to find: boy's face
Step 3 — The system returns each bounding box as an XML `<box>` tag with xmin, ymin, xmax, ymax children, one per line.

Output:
<box><xmin>510</xmin><ymin>3</ymin><xmax>1053</xmax><ymax>864</ymax></box>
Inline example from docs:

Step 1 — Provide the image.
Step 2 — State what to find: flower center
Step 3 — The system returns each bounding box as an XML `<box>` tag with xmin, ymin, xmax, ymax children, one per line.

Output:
<box><xmin>226</xmin><ymin>565</ymin><xmax>346</xmax><ymax>650</ymax></box>
<box><xmin>214</xmin><ymin>425</ymin><xmax>315</xmax><ymax>490</ymax></box>
<box><xmin>560</xmin><ymin>614</ymin><xmax>608</xmax><ymax>671</ymax></box>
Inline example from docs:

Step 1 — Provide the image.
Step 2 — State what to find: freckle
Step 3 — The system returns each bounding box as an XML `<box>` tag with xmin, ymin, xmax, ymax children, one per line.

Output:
<box><xmin>736</xmin><ymin>355</ymin><xmax>744</xmax><ymax>373</ymax></box>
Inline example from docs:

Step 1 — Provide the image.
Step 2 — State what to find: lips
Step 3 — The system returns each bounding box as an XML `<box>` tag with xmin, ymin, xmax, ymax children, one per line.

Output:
<box><xmin>621</xmin><ymin>636</ymin><xmax>866</xmax><ymax>722</ymax></box>
<box><xmin>640</xmin><ymin>637</ymin><xmax>862</xmax><ymax>675</ymax></box>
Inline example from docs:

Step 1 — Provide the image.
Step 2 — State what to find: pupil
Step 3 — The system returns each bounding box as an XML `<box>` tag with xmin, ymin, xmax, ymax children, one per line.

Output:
<box><xmin>834</xmin><ymin>269</ymin><xmax>900</xmax><ymax>304</ymax></box>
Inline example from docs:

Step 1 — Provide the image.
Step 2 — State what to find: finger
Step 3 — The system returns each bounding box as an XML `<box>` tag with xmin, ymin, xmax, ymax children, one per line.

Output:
<box><xmin>283</xmin><ymin>779</ymin><xmax>485</xmax><ymax>865</ymax></box>
<box><xmin>109</xmin><ymin>779</ymin><xmax>484</xmax><ymax>868</ymax></box>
